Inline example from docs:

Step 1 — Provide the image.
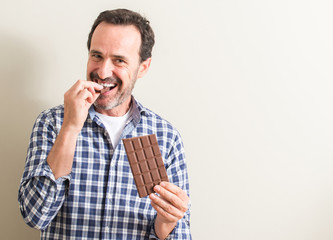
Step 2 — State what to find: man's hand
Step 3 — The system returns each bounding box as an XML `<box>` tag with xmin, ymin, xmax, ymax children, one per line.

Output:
<box><xmin>47</xmin><ymin>80</ymin><xmax>102</xmax><ymax>179</ymax></box>
<box><xmin>63</xmin><ymin>80</ymin><xmax>103</xmax><ymax>134</ymax></box>
<box><xmin>149</xmin><ymin>182</ymin><xmax>190</xmax><ymax>239</ymax></box>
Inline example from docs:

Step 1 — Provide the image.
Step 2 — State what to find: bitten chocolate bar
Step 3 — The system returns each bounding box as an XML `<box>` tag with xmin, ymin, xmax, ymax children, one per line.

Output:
<box><xmin>122</xmin><ymin>134</ymin><xmax>169</xmax><ymax>198</ymax></box>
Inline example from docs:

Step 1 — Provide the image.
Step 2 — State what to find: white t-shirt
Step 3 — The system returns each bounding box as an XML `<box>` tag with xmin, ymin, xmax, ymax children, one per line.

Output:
<box><xmin>95</xmin><ymin>106</ymin><xmax>133</xmax><ymax>147</ymax></box>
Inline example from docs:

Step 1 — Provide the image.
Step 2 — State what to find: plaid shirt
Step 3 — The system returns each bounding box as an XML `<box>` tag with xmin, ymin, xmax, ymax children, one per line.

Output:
<box><xmin>18</xmin><ymin>97</ymin><xmax>191</xmax><ymax>239</ymax></box>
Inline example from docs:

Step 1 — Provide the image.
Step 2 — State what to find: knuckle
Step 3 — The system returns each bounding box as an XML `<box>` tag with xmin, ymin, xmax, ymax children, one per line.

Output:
<box><xmin>164</xmin><ymin>204</ymin><xmax>173</xmax><ymax>213</ymax></box>
<box><xmin>182</xmin><ymin>193</ymin><xmax>190</xmax><ymax>204</ymax></box>
<box><xmin>162</xmin><ymin>211</ymin><xmax>170</xmax><ymax>219</ymax></box>
<box><xmin>64</xmin><ymin>91</ymin><xmax>71</xmax><ymax>100</ymax></box>
<box><xmin>169</xmin><ymin>195</ymin><xmax>176</xmax><ymax>205</ymax></box>
<box><xmin>150</xmin><ymin>202</ymin><xmax>157</xmax><ymax>209</ymax></box>
<box><xmin>174</xmin><ymin>187</ymin><xmax>181</xmax><ymax>195</ymax></box>
<box><xmin>176</xmin><ymin>211</ymin><xmax>184</xmax><ymax>219</ymax></box>
<box><xmin>180</xmin><ymin>204</ymin><xmax>188</xmax><ymax>213</ymax></box>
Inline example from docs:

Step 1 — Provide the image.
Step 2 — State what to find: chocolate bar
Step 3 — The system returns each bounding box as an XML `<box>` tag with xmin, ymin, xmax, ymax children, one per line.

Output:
<box><xmin>122</xmin><ymin>134</ymin><xmax>168</xmax><ymax>198</ymax></box>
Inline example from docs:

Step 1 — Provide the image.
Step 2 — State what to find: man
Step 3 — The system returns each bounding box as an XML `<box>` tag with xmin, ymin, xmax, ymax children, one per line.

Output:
<box><xmin>18</xmin><ymin>9</ymin><xmax>191</xmax><ymax>239</ymax></box>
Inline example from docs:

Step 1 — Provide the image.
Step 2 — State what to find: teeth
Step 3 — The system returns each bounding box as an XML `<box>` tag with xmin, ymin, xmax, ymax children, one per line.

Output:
<box><xmin>100</xmin><ymin>83</ymin><xmax>116</xmax><ymax>88</ymax></box>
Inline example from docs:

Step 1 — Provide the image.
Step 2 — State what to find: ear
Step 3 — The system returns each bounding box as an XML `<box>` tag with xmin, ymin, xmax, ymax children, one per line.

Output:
<box><xmin>137</xmin><ymin>58</ymin><xmax>152</xmax><ymax>79</ymax></box>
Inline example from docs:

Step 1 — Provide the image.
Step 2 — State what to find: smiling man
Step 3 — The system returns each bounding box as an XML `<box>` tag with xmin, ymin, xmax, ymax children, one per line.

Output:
<box><xmin>18</xmin><ymin>9</ymin><xmax>191</xmax><ymax>239</ymax></box>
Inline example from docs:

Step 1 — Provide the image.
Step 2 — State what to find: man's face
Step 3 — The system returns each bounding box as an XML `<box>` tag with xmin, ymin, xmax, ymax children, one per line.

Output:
<box><xmin>87</xmin><ymin>22</ymin><xmax>150</xmax><ymax>114</ymax></box>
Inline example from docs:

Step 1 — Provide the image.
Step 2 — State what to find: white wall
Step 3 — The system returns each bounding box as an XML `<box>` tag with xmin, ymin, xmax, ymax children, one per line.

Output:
<box><xmin>1</xmin><ymin>0</ymin><xmax>333</xmax><ymax>239</ymax></box>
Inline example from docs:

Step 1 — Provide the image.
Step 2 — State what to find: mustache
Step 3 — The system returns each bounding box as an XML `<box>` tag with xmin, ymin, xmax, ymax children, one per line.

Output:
<box><xmin>90</xmin><ymin>72</ymin><xmax>122</xmax><ymax>85</ymax></box>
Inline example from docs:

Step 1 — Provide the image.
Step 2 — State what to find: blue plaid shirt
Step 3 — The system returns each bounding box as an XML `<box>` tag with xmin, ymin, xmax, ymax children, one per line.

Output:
<box><xmin>18</xmin><ymin>97</ymin><xmax>191</xmax><ymax>239</ymax></box>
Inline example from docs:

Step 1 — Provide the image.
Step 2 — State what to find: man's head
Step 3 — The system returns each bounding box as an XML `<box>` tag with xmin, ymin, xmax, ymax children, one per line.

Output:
<box><xmin>87</xmin><ymin>9</ymin><xmax>155</xmax><ymax>63</ymax></box>
<box><xmin>86</xmin><ymin>9</ymin><xmax>154</xmax><ymax>115</ymax></box>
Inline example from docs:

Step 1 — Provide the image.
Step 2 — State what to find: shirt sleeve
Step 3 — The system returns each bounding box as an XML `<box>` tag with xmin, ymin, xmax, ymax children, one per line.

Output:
<box><xmin>149</xmin><ymin>130</ymin><xmax>192</xmax><ymax>239</ymax></box>
<box><xmin>18</xmin><ymin>110</ymin><xmax>70</xmax><ymax>230</ymax></box>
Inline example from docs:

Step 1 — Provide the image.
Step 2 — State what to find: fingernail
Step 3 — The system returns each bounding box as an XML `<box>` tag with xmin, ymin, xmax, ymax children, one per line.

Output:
<box><xmin>160</xmin><ymin>182</ymin><xmax>166</xmax><ymax>187</ymax></box>
<box><xmin>154</xmin><ymin>185</ymin><xmax>160</xmax><ymax>191</ymax></box>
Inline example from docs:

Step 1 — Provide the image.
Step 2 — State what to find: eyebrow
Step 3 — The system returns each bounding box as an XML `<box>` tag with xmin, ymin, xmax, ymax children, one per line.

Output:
<box><xmin>90</xmin><ymin>49</ymin><xmax>102</xmax><ymax>55</ymax></box>
<box><xmin>113</xmin><ymin>54</ymin><xmax>129</xmax><ymax>62</ymax></box>
<box><xmin>90</xmin><ymin>49</ymin><xmax>129</xmax><ymax>62</ymax></box>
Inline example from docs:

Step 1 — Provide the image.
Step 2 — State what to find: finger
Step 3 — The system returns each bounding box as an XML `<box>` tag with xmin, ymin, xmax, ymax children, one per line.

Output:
<box><xmin>87</xmin><ymin>80</ymin><xmax>103</xmax><ymax>91</ymax></box>
<box><xmin>77</xmin><ymin>88</ymin><xmax>93</xmax><ymax>102</ymax></box>
<box><xmin>72</xmin><ymin>80</ymin><xmax>103</xmax><ymax>93</ymax></box>
<box><xmin>154</xmin><ymin>184</ymin><xmax>189</xmax><ymax>212</ymax></box>
<box><xmin>160</xmin><ymin>182</ymin><xmax>189</xmax><ymax>201</ymax></box>
<box><xmin>65</xmin><ymin>81</ymin><xmax>102</xmax><ymax>103</ymax></box>
<box><xmin>86</xmin><ymin>85</ymin><xmax>101</xmax><ymax>101</ymax></box>
<box><xmin>90</xmin><ymin>91</ymin><xmax>100</xmax><ymax>104</ymax></box>
<box><xmin>150</xmin><ymin>202</ymin><xmax>179</xmax><ymax>223</ymax></box>
<box><xmin>149</xmin><ymin>194</ymin><xmax>183</xmax><ymax>221</ymax></box>
<box><xmin>87</xmin><ymin>85</ymin><xmax>103</xmax><ymax>93</ymax></box>
<box><xmin>92</xmin><ymin>83</ymin><xmax>103</xmax><ymax>92</ymax></box>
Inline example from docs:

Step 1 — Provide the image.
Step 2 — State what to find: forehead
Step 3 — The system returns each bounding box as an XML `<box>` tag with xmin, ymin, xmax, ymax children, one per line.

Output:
<box><xmin>91</xmin><ymin>22</ymin><xmax>141</xmax><ymax>56</ymax></box>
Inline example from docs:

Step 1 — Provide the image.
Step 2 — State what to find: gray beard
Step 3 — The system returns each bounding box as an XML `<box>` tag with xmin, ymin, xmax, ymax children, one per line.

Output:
<box><xmin>92</xmin><ymin>67</ymin><xmax>139</xmax><ymax>111</ymax></box>
<box><xmin>93</xmin><ymin>92</ymin><xmax>131</xmax><ymax>110</ymax></box>
<box><xmin>93</xmin><ymin>81</ymin><xmax>134</xmax><ymax>111</ymax></box>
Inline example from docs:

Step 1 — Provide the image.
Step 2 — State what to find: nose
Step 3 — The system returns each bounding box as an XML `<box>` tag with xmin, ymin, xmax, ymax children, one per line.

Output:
<box><xmin>97</xmin><ymin>59</ymin><xmax>114</xmax><ymax>80</ymax></box>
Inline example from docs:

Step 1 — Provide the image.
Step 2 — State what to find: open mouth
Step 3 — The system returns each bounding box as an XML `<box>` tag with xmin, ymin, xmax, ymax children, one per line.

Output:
<box><xmin>95</xmin><ymin>81</ymin><xmax>117</xmax><ymax>94</ymax></box>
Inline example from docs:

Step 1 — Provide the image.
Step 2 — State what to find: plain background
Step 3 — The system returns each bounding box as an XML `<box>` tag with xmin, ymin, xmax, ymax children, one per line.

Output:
<box><xmin>1</xmin><ymin>0</ymin><xmax>333</xmax><ymax>239</ymax></box>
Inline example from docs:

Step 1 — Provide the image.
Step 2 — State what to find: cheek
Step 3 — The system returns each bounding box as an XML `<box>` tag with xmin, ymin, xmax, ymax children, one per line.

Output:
<box><xmin>116</xmin><ymin>68</ymin><xmax>133</xmax><ymax>81</ymax></box>
<box><xmin>86</xmin><ymin>61</ymin><xmax>95</xmax><ymax>78</ymax></box>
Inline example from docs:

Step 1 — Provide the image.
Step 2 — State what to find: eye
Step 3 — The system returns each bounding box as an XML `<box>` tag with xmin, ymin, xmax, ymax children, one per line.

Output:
<box><xmin>89</xmin><ymin>51</ymin><xmax>103</xmax><ymax>62</ymax></box>
<box><xmin>114</xmin><ymin>58</ymin><xmax>126</xmax><ymax>65</ymax></box>
<box><xmin>115</xmin><ymin>58</ymin><xmax>124</xmax><ymax>63</ymax></box>
<box><xmin>91</xmin><ymin>54</ymin><xmax>102</xmax><ymax>61</ymax></box>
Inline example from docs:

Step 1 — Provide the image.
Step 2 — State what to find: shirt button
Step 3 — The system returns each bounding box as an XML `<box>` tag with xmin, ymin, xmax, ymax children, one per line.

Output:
<box><xmin>107</xmin><ymin>193</ymin><xmax>112</xmax><ymax>199</ymax></box>
<box><xmin>105</xmin><ymin>226</ymin><xmax>110</xmax><ymax>232</ymax></box>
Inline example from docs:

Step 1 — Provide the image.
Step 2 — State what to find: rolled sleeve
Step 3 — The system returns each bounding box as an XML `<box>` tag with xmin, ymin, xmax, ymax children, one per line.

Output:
<box><xmin>18</xmin><ymin>163</ymin><xmax>70</xmax><ymax>230</ymax></box>
<box><xmin>148</xmin><ymin>214</ymin><xmax>191</xmax><ymax>240</ymax></box>
<box><xmin>18</xmin><ymin>108</ymin><xmax>69</xmax><ymax>230</ymax></box>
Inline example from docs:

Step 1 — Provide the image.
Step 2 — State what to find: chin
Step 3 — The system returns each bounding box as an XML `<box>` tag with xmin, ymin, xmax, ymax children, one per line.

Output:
<box><xmin>93</xmin><ymin>102</ymin><xmax>118</xmax><ymax>111</ymax></box>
